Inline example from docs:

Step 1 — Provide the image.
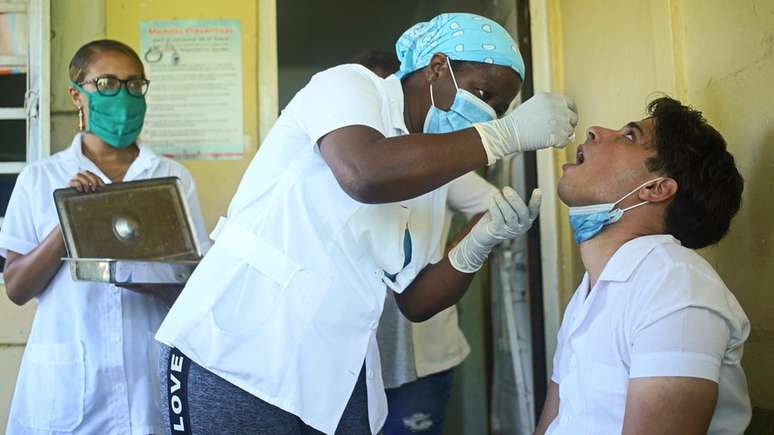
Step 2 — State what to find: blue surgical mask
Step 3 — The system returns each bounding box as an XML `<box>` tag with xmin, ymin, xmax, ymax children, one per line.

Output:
<box><xmin>568</xmin><ymin>177</ymin><xmax>664</xmax><ymax>243</ymax></box>
<box><xmin>423</xmin><ymin>58</ymin><xmax>496</xmax><ymax>134</ymax></box>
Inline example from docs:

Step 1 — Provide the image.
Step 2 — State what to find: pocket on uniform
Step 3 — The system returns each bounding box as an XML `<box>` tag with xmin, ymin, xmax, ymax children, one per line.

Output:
<box><xmin>210</xmin><ymin>262</ymin><xmax>286</xmax><ymax>333</ymax></box>
<box><xmin>209</xmin><ymin>224</ymin><xmax>328</xmax><ymax>335</ymax></box>
<box><xmin>211</xmin><ymin>265</ymin><xmax>333</xmax><ymax>336</ymax></box>
<box><xmin>204</xmin><ymin>266</ymin><xmax>332</xmax><ymax>396</ymax></box>
<box><xmin>13</xmin><ymin>341</ymin><xmax>85</xmax><ymax>432</ymax></box>
<box><xmin>212</xmin><ymin>224</ymin><xmax>310</xmax><ymax>334</ymax></box>
<box><xmin>348</xmin><ymin>203</ymin><xmax>411</xmax><ymax>276</ymax></box>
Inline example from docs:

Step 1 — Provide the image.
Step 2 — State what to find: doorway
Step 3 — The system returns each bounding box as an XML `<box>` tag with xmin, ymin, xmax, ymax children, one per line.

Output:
<box><xmin>276</xmin><ymin>2</ymin><xmax>544</xmax><ymax>433</ymax></box>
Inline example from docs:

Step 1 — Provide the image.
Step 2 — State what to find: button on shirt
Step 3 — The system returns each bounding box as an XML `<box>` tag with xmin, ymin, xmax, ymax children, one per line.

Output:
<box><xmin>547</xmin><ymin>235</ymin><xmax>751</xmax><ymax>435</ymax></box>
<box><xmin>156</xmin><ymin>65</ymin><xmax>454</xmax><ymax>434</ymax></box>
<box><xmin>1</xmin><ymin>134</ymin><xmax>210</xmax><ymax>435</ymax></box>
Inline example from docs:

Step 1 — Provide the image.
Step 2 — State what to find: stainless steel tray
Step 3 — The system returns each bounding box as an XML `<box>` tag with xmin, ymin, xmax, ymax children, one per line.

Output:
<box><xmin>64</xmin><ymin>258</ymin><xmax>198</xmax><ymax>285</ymax></box>
<box><xmin>54</xmin><ymin>177</ymin><xmax>202</xmax><ymax>284</ymax></box>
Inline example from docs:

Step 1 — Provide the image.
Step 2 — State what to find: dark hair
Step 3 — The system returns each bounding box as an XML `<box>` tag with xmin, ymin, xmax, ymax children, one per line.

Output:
<box><xmin>69</xmin><ymin>39</ymin><xmax>144</xmax><ymax>83</ymax></box>
<box><xmin>646</xmin><ymin>97</ymin><xmax>744</xmax><ymax>249</ymax></box>
<box><xmin>351</xmin><ymin>49</ymin><xmax>400</xmax><ymax>77</ymax></box>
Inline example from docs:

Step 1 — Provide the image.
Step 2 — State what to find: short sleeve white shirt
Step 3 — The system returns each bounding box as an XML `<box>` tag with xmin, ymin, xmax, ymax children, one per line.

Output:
<box><xmin>547</xmin><ymin>235</ymin><xmax>751</xmax><ymax>435</ymax></box>
<box><xmin>156</xmin><ymin>65</ymin><xmax>453</xmax><ymax>434</ymax></box>
<box><xmin>2</xmin><ymin>134</ymin><xmax>209</xmax><ymax>435</ymax></box>
<box><xmin>378</xmin><ymin>171</ymin><xmax>495</xmax><ymax>388</ymax></box>
<box><xmin>411</xmin><ymin>171</ymin><xmax>495</xmax><ymax>377</ymax></box>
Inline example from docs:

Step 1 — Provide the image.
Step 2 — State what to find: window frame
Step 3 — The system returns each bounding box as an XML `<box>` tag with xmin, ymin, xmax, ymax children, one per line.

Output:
<box><xmin>0</xmin><ymin>0</ymin><xmax>50</xmax><ymax>282</ymax></box>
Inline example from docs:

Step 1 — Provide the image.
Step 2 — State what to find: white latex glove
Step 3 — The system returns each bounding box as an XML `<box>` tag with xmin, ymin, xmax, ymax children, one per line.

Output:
<box><xmin>449</xmin><ymin>187</ymin><xmax>542</xmax><ymax>273</ymax></box>
<box><xmin>473</xmin><ymin>92</ymin><xmax>578</xmax><ymax>165</ymax></box>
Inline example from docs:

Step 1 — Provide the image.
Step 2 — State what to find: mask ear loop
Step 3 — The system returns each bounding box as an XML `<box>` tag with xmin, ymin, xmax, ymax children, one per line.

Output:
<box><xmin>621</xmin><ymin>201</ymin><xmax>650</xmax><ymax>213</ymax></box>
<box><xmin>445</xmin><ymin>56</ymin><xmax>460</xmax><ymax>91</ymax></box>
<box><xmin>613</xmin><ymin>177</ymin><xmax>665</xmax><ymax>212</ymax></box>
<box><xmin>429</xmin><ymin>56</ymin><xmax>460</xmax><ymax>109</ymax></box>
<box><xmin>444</xmin><ymin>55</ymin><xmax>497</xmax><ymax>120</ymax></box>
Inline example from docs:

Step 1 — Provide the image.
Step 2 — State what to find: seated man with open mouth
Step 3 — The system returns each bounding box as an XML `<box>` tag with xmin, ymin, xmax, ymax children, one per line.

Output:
<box><xmin>536</xmin><ymin>97</ymin><xmax>750</xmax><ymax>435</ymax></box>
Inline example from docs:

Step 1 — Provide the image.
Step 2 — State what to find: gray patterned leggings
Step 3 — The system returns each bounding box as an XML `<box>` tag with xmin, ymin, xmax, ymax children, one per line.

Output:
<box><xmin>158</xmin><ymin>345</ymin><xmax>371</xmax><ymax>435</ymax></box>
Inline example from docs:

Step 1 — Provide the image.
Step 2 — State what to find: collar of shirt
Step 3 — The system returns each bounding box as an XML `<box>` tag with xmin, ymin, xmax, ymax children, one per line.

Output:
<box><xmin>61</xmin><ymin>133</ymin><xmax>160</xmax><ymax>183</ymax></box>
<box><xmin>384</xmin><ymin>74</ymin><xmax>409</xmax><ymax>136</ymax></box>
<box><xmin>596</xmin><ymin>234</ymin><xmax>681</xmax><ymax>283</ymax></box>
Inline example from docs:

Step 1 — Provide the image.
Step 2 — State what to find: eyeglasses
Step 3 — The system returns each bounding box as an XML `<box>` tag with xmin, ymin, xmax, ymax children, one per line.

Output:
<box><xmin>78</xmin><ymin>76</ymin><xmax>150</xmax><ymax>97</ymax></box>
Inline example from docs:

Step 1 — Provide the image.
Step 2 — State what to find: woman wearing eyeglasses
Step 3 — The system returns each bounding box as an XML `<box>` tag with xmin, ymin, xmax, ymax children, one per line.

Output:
<box><xmin>1</xmin><ymin>39</ymin><xmax>209</xmax><ymax>435</ymax></box>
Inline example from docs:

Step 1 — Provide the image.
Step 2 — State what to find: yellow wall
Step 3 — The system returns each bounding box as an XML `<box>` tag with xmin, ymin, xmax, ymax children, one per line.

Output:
<box><xmin>1</xmin><ymin>1</ymin><xmax>276</xmax><ymax>429</ymax></box>
<box><xmin>106</xmin><ymin>0</ymin><xmax>277</xmax><ymax>231</ymax></box>
<box><xmin>536</xmin><ymin>0</ymin><xmax>774</xmax><ymax>414</ymax></box>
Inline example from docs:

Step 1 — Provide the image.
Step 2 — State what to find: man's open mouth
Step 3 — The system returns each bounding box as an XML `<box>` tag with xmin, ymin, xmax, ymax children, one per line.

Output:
<box><xmin>576</xmin><ymin>145</ymin><xmax>585</xmax><ymax>164</ymax></box>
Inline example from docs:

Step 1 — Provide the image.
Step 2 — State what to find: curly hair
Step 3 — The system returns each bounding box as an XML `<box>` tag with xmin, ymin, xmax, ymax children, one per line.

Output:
<box><xmin>646</xmin><ymin>97</ymin><xmax>744</xmax><ymax>249</ymax></box>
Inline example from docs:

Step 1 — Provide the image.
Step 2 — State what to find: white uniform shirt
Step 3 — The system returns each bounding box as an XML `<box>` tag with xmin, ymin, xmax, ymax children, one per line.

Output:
<box><xmin>378</xmin><ymin>171</ymin><xmax>494</xmax><ymax>388</ymax></box>
<box><xmin>411</xmin><ymin>171</ymin><xmax>495</xmax><ymax>378</ymax></box>
<box><xmin>156</xmin><ymin>65</ymin><xmax>459</xmax><ymax>434</ymax></box>
<box><xmin>547</xmin><ymin>235</ymin><xmax>751</xmax><ymax>435</ymax></box>
<box><xmin>1</xmin><ymin>134</ymin><xmax>209</xmax><ymax>435</ymax></box>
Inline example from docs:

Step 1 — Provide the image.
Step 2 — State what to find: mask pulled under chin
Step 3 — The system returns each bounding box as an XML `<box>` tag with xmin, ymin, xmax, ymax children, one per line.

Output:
<box><xmin>568</xmin><ymin>177</ymin><xmax>664</xmax><ymax>243</ymax></box>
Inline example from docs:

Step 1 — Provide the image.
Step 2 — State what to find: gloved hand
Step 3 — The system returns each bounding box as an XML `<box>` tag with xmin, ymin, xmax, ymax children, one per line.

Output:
<box><xmin>473</xmin><ymin>92</ymin><xmax>578</xmax><ymax>165</ymax></box>
<box><xmin>449</xmin><ymin>187</ymin><xmax>542</xmax><ymax>273</ymax></box>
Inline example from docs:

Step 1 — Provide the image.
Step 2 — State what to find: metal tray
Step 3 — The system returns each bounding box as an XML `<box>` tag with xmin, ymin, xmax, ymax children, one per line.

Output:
<box><xmin>63</xmin><ymin>258</ymin><xmax>198</xmax><ymax>285</ymax></box>
<box><xmin>54</xmin><ymin>177</ymin><xmax>202</xmax><ymax>284</ymax></box>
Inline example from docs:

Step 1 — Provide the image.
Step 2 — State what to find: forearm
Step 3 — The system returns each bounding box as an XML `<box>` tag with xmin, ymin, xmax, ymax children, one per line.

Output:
<box><xmin>322</xmin><ymin>127</ymin><xmax>487</xmax><ymax>204</ymax></box>
<box><xmin>393</xmin><ymin>185</ymin><xmax>538</xmax><ymax>321</ymax></box>
<box><xmin>394</xmin><ymin>257</ymin><xmax>475</xmax><ymax>322</ymax></box>
<box><xmin>366</xmin><ymin>129</ymin><xmax>488</xmax><ymax>202</ymax></box>
<box><xmin>4</xmin><ymin>227</ymin><xmax>67</xmax><ymax>305</ymax></box>
<box><xmin>534</xmin><ymin>411</ymin><xmax>557</xmax><ymax>435</ymax></box>
<box><xmin>535</xmin><ymin>381</ymin><xmax>560</xmax><ymax>434</ymax></box>
<box><xmin>446</xmin><ymin>213</ymin><xmax>483</xmax><ymax>252</ymax></box>
<box><xmin>394</xmin><ymin>216</ymin><xmax>481</xmax><ymax>322</ymax></box>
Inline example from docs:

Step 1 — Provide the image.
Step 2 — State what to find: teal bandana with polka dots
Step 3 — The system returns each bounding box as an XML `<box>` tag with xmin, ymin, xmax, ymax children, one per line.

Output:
<box><xmin>394</xmin><ymin>12</ymin><xmax>525</xmax><ymax>80</ymax></box>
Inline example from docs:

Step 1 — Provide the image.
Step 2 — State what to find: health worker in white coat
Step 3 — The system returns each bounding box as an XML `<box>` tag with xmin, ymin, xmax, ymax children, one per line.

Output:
<box><xmin>1</xmin><ymin>40</ymin><xmax>209</xmax><ymax>435</ymax></box>
<box><xmin>155</xmin><ymin>13</ymin><xmax>577</xmax><ymax>435</ymax></box>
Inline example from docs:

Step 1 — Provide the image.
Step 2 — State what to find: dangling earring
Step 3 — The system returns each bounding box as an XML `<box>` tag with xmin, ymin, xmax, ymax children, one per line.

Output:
<box><xmin>77</xmin><ymin>106</ymin><xmax>84</xmax><ymax>131</ymax></box>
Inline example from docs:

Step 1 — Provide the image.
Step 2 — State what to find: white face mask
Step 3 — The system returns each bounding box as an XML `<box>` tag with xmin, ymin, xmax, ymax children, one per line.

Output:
<box><xmin>568</xmin><ymin>177</ymin><xmax>664</xmax><ymax>243</ymax></box>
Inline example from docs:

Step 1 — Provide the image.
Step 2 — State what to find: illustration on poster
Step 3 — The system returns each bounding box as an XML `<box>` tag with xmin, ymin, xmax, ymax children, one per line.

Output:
<box><xmin>144</xmin><ymin>39</ymin><xmax>180</xmax><ymax>65</ymax></box>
